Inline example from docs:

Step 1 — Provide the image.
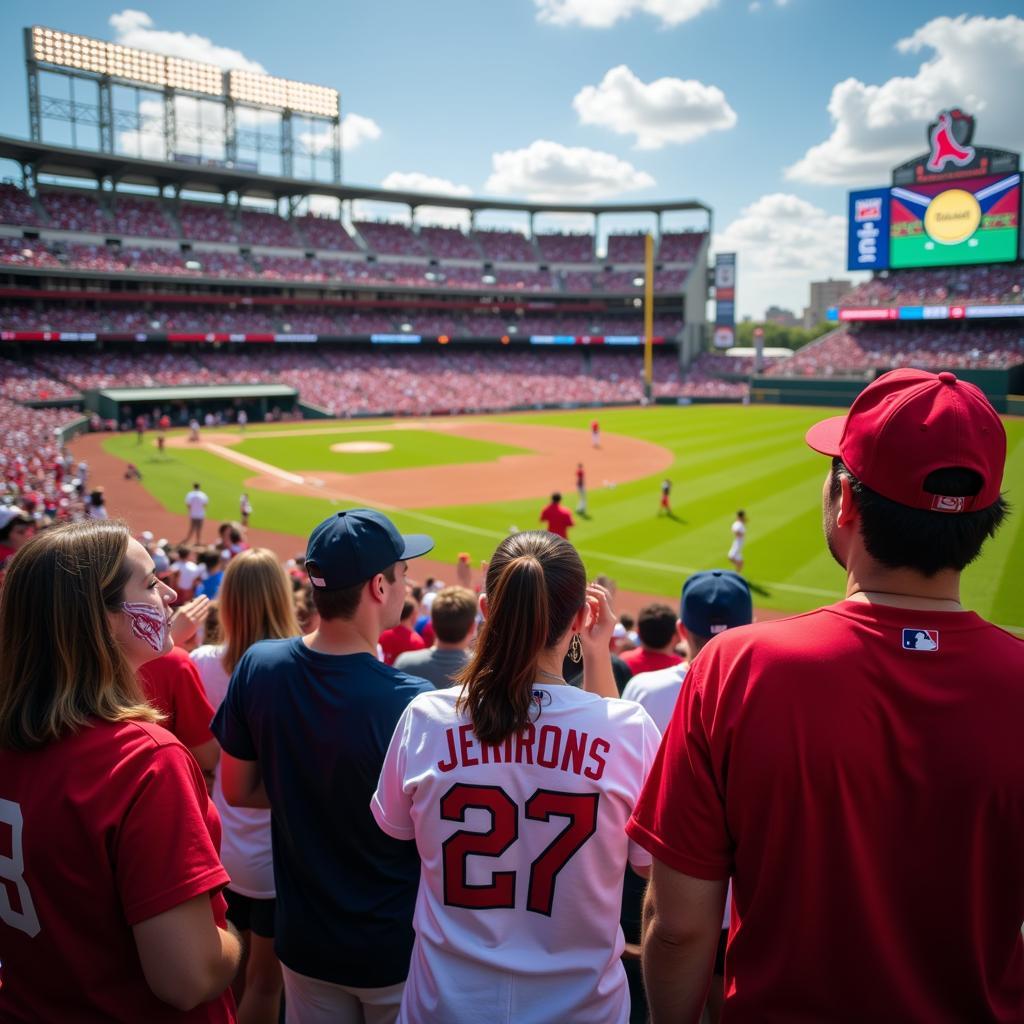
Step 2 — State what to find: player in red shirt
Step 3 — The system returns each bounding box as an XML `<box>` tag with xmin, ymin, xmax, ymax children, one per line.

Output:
<box><xmin>539</xmin><ymin>491</ymin><xmax>575</xmax><ymax>539</ymax></box>
<box><xmin>629</xmin><ymin>369</ymin><xmax>1024</xmax><ymax>1022</ymax></box>
<box><xmin>0</xmin><ymin>520</ymin><xmax>240</xmax><ymax>1022</ymax></box>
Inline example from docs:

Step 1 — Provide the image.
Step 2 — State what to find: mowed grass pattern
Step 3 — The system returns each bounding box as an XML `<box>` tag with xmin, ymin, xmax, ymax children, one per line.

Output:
<box><xmin>103</xmin><ymin>405</ymin><xmax>1024</xmax><ymax>629</ymax></box>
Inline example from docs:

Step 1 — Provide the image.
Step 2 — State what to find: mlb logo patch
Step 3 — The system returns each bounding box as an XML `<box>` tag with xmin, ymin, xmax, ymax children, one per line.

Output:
<box><xmin>902</xmin><ymin>628</ymin><xmax>939</xmax><ymax>651</ymax></box>
<box><xmin>931</xmin><ymin>494</ymin><xmax>965</xmax><ymax>513</ymax></box>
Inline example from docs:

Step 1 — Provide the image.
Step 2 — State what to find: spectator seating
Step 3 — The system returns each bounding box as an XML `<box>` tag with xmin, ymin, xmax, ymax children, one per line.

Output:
<box><xmin>179</xmin><ymin>203</ymin><xmax>240</xmax><ymax>243</ymax></box>
<box><xmin>295</xmin><ymin>215</ymin><xmax>360</xmax><ymax>252</ymax></box>
<box><xmin>606</xmin><ymin>233</ymin><xmax>646</xmax><ymax>262</ymax></box>
<box><xmin>239</xmin><ymin>209</ymin><xmax>301</xmax><ymax>248</ymax></box>
<box><xmin>840</xmin><ymin>264</ymin><xmax>1024</xmax><ymax>308</ymax></box>
<box><xmin>472</xmin><ymin>230</ymin><xmax>537</xmax><ymax>262</ymax></box>
<box><xmin>536</xmin><ymin>233</ymin><xmax>594</xmax><ymax>262</ymax></box>
<box><xmin>111</xmin><ymin>197</ymin><xmax>177</xmax><ymax>239</ymax></box>
<box><xmin>419</xmin><ymin>227</ymin><xmax>481</xmax><ymax>260</ymax></box>
<box><xmin>0</xmin><ymin>184</ymin><xmax>43</xmax><ymax>227</ymax></box>
<box><xmin>354</xmin><ymin>221</ymin><xmax>428</xmax><ymax>257</ymax></box>
<box><xmin>658</xmin><ymin>232</ymin><xmax>705</xmax><ymax>262</ymax></box>
<box><xmin>39</xmin><ymin>190</ymin><xmax>110</xmax><ymax>233</ymax></box>
<box><xmin>0</xmin><ymin>238</ymin><xmax>63</xmax><ymax>269</ymax></box>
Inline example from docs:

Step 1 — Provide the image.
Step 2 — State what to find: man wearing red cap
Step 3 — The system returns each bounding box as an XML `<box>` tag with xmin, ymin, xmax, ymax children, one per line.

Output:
<box><xmin>628</xmin><ymin>369</ymin><xmax>1023</xmax><ymax>1022</ymax></box>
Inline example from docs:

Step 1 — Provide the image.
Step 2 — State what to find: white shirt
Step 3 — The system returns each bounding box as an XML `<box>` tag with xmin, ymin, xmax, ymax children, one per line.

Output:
<box><xmin>185</xmin><ymin>489</ymin><xmax>209</xmax><ymax>519</ymax></box>
<box><xmin>620</xmin><ymin>662</ymin><xmax>688</xmax><ymax>733</ymax></box>
<box><xmin>190</xmin><ymin>644</ymin><xmax>275</xmax><ymax>898</ymax></box>
<box><xmin>731</xmin><ymin>519</ymin><xmax>746</xmax><ymax>545</ymax></box>
<box><xmin>174</xmin><ymin>558</ymin><xmax>204</xmax><ymax>591</ymax></box>
<box><xmin>372</xmin><ymin>685</ymin><xmax>661</xmax><ymax>1024</ymax></box>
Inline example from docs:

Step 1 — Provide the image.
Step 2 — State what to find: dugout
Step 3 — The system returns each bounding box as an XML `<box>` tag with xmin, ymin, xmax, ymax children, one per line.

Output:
<box><xmin>86</xmin><ymin>384</ymin><xmax>298</xmax><ymax>425</ymax></box>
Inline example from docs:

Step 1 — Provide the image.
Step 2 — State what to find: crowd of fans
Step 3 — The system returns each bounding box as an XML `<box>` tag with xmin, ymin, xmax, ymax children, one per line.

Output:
<box><xmin>111</xmin><ymin>197</ymin><xmax>177</xmax><ymax>239</ymax></box>
<box><xmin>536</xmin><ymin>232</ymin><xmax>595</xmax><ymax>262</ymax></box>
<box><xmin>840</xmin><ymin>264</ymin><xmax>1024</xmax><ymax>307</ymax></box>
<box><xmin>767</xmin><ymin>324</ymin><xmax>1024</xmax><ymax>376</ymax></box>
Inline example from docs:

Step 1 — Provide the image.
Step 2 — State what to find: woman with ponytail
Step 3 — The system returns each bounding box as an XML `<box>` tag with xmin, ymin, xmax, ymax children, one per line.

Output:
<box><xmin>372</xmin><ymin>531</ymin><xmax>661</xmax><ymax>1024</ymax></box>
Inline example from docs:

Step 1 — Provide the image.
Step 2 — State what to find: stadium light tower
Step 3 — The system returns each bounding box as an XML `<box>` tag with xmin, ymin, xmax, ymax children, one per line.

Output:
<box><xmin>24</xmin><ymin>25</ymin><xmax>342</xmax><ymax>181</ymax></box>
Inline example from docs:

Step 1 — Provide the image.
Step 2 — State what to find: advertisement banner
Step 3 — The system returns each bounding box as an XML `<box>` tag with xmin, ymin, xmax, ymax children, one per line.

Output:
<box><xmin>847</xmin><ymin>189</ymin><xmax>891</xmax><ymax>271</ymax></box>
<box><xmin>714</xmin><ymin>253</ymin><xmax>736</xmax><ymax>348</ymax></box>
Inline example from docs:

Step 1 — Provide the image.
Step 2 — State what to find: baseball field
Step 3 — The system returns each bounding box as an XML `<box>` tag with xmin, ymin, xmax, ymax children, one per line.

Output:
<box><xmin>97</xmin><ymin>404</ymin><xmax>1024</xmax><ymax>631</ymax></box>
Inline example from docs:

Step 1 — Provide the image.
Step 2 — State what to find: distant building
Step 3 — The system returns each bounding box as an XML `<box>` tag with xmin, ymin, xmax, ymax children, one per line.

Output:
<box><xmin>765</xmin><ymin>305</ymin><xmax>799</xmax><ymax>328</ymax></box>
<box><xmin>803</xmin><ymin>278</ymin><xmax>851</xmax><ymax>328</ymax></box>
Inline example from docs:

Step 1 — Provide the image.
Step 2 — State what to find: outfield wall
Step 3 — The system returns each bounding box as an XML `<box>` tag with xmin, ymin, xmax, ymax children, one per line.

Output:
<box><xmin>752</xmin><ymin>366</ymin><xmax>1023</xmax><ymax>412</ymax></box>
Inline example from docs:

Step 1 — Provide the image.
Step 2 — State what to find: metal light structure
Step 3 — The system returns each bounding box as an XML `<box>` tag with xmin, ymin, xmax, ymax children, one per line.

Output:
<box><xmin>24</xmin><ymin>25</ymin><xmax>342</xmax><ymax>181</ymax></box>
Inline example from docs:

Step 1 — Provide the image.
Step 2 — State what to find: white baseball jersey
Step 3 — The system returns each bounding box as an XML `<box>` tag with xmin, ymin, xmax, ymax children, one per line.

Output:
<box><xmin>185</xmin><ymin>489</ymin><xmax>209</xmax><ymax>519</ymax></box>
<box><xmin>372</xmin><ymin>684</ymin><xmax>661</xmax><ymax>1024</ymax></box>
<box><xmin>729</xmin><ymin>519</ymin><xmax>746</xmax><ymax>559</ymax></box>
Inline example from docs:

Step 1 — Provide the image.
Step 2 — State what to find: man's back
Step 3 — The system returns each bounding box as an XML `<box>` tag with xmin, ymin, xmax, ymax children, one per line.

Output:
<box><xmin>631</xmin><ymin>600</ymin><xmax>1024</xmax><ymax>1021</ymax></box>
<box><xmin>394</xmin><ymin>645</ymin><xmax>469</xmax><ymax>688</ymax></box>
<box><xmin>212</xmin><ymin>636</ymin><xmax>432</xmax><ymax>989</ymax></box>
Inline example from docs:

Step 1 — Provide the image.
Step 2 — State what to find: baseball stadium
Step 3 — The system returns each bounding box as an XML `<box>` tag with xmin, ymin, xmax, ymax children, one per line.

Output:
<box><xmin>0</xmin><ymin>26</ymin><xmax>1020</xmax><ymax>628</ymax></box>
<box><xmin>2</xmin><ymin>10</ymin><xmax>1024</xmax><ymax>1024</ymax></box>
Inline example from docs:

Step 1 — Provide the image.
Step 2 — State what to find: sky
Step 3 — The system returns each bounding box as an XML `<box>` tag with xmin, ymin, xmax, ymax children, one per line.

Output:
<box><xmin>0</xmin><ymin>1</ymin><xmax>1022</xmax><ymax>319</ymax></box>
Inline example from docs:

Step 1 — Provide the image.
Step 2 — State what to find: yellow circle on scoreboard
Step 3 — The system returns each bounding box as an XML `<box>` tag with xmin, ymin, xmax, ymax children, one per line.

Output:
<box><xmin>924</xmin><ymin>189</ymin><xmax>981</xmax><ymax>245</ymax></box>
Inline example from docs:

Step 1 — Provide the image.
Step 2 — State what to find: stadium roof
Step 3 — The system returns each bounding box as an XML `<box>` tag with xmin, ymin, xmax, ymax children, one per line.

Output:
<box><xmin>0</xmin><ymin>135</ymin><xmax>711</xmax><ymax>217</ymax></box>
<box><xmin>96</xmin><ymin>383</ymin><xmax>297</xmax><ymax>402</ymax></box>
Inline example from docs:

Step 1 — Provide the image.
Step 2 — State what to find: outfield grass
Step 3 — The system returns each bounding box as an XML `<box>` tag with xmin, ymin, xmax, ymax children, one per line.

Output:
<box><xmin>103</xmin><ymin>405</ymin><xmax>1024</xmax><ymax>628</ymax></box>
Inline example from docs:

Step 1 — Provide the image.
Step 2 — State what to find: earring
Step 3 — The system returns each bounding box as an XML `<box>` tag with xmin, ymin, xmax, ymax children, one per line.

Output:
<box><xmin>569</xmin><ymin>633</ymin><xmax>583</xmax><ymax>663</ymax></box>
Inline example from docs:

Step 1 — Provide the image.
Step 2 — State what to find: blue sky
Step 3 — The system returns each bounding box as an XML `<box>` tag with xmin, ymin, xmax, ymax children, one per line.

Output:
<box><xmin>0</xmin><ymin>1</ymin><xmax>1022</xmax><ymax>317</ymax></box>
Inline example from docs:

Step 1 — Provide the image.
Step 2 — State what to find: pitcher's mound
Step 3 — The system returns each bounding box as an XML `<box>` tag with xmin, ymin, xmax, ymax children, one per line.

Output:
<box><xmin>331</xmin><ymin>441</ymin><xmax>393</xmax><ymax>453</ymax></box>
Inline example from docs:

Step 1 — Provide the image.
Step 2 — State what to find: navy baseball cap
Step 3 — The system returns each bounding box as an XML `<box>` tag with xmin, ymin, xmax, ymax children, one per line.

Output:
<box><xmin>305</xmin><ymin>509</ymin><xmax>434</xmax><ymax>589</ymax></box>
<box><xmin>681</xmin><ymin>570</ymin><xmax>753</xmax><ymax>638</ymax></box>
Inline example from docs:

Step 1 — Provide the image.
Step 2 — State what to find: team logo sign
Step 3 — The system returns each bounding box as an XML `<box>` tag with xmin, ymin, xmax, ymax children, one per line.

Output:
<box><xmin>926</xmin><ymin>109</ymin><xmax>976</xmax><ymax>173</ymax></box>
<box><xmin>902</xmin><ymin>628</ymin><xmax>939</xmax><ymax>651</ymax></box>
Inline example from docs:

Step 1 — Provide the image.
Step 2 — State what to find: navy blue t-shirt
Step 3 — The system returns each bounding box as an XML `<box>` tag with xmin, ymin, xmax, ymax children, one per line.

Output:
<box><xmin>211</xmin><ymin>637</ymin><xmax>431</xmax><ymax>987</ymax></box>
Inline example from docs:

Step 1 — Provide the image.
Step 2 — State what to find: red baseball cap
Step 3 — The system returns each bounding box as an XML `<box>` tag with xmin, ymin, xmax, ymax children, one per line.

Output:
<box><xmin>805</xmin><ymin>368</ymin><xmax>1005</xmax><ymax>512</ymax></box>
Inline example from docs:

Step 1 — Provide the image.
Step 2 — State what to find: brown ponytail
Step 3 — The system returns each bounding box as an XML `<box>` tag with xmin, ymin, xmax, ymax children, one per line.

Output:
<box><xmin>456</xmin><ymin>531</ymin><xmax>585</xmax><ymax>744</ymax></box>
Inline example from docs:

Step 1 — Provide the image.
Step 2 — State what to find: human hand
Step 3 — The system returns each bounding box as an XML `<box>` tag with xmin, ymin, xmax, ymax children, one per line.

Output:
<box><xmin>169</xmin><ymin>595</ymin><xmax>211</xmax><ymax>646</ymax></box>
<box><xmin>456</xmin><ymin>553</ymin><xmax>472</xmax><ymax>588</ymax></box>
<box><xmin>579</xmin><ymin>582</ymin><xmax>616</xmax><ymax>656</ymax></box>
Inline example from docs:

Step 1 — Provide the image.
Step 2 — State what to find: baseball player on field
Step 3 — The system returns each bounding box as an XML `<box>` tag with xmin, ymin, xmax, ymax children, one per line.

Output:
<box><xmin>727</xmin><ymin>509</ymin><xmax>747</xmax><ymax>572</ymax></box>
<box><xmin>372</xmin><ymin>531</ymin><xmax>660</xmax><ymax>1024</ymax></box>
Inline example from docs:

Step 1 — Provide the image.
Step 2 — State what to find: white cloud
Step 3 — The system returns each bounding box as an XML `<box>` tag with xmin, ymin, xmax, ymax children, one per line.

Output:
<box><xmin>341</xmin><ymin>113</ymin><xmax>382</xmax><ymax>152</ymax></box>
<box><xmin>714</xmin><ymin>193</ymin><xmax>861</xmax><ymax>318</ymax></box>
<box><xmin>378</xmin><ymin>172</ymin><xmax>474</xmax><ymax>228</ymax></box>
<box><xmin>109</xmin><ymin>9</ymin><xmax>265</xmax><ymax>71</ymax></box>
<box><xmin>787</xmin><ymin>15</ymin><xmax>1024</xmax><ymax>185</ymax></box>
<box><xmin>748</xmin><ymin>2</ymin><xmax>761</xmax><ymax>9</ymax></box>
<box><xmin>534</xmin><ymin>0</ymin><xmax>717</xmax><ymax>29</ymax></box>
<box><xmin>485</xmin><ymin>140</ymin><xmax>655</xmax><ymax>203</ymax></box>
<box><xmin>573</xmin><ymin>65</ymin><xmax>736</xmax><ymax>149</ymax></box>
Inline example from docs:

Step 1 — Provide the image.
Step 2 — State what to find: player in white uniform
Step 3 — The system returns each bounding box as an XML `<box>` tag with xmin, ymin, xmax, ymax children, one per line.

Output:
<box><xmin>372</xmin><ymin>531</ymin><xmax>660</xmax><ymax>1024</ymax></box>
<box><xmin>728</xmin><ymin>509</ymin><xmax>747</xmax><ymax>572</ymax></box>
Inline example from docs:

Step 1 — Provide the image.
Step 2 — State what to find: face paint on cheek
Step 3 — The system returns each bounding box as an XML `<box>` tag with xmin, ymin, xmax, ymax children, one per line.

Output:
<box><xmin>121</xmin><ymin>601</ymin><xmax>167</xmax><ymax>653</ymax></box>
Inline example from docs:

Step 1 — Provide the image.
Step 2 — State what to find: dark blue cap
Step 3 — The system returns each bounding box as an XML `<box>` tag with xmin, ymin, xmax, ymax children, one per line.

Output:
<box><xmin>681</xmin><ymin>570</ymin><xmax>753</xmax><ymax>638</ymax></box>
<box><xmin>305</xmin><ymin>509</ymin><xmax>434</xmax><ymax>589</ymax></box>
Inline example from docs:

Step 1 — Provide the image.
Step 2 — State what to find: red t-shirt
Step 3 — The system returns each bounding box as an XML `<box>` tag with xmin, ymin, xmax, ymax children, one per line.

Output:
<box><xmin>627</xmin><ymin>601</ymin><xmax>1024</xmax><ymax>1021</ymax></box>
<box><xmin>539</xmin><ymin>502</ymin><xmax>574</xmax><ymax>539</ymax></box>
<box><xmin>620</xmin><ymin>647</ymin><xmax>683</xmax><ymax>675</ymax></box>
<box><xmin>139</xmin><ymin>646</ymin><xmax>216</xmax><ymax>748</ymax></box>
<box><xmin>378</xmin><ymin>624</ymin><xmax>427</xmax><ymax>666</ymax></box>
<box><xmin>0</xmin><ymin>719</ymin><xmax>234</xmax><ymax>1023</ymax></box>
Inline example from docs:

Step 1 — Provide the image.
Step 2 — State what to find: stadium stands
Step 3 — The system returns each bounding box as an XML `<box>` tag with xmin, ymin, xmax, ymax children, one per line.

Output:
<box><xmin>840</xmin><ymin>264</ymin><xmax>1024</xmax><ymax>307</ymax></box>
<box><xmin>0</xmin><ymin>237</ymin><xmax>62</xmax><ymax>269</ymax></box>
<box><xmin>766</xmin><ymin>324</ymin><xmax>1024</xmax><ymax>376</ymax></box>
<box><xmin>239</xmin><ymin>209</ymin><xmax>301</xmax><ymax>248</ymax></box>
<box><xmin>419</xmin><ymin>226</ymin><xmax>481</xmax><ymax>260</ymax></box>
<box><xmin>39</xmin><ymin>189</ymin><xmax>109</xmax><ymax>233</ymax></box>
<box><xmin>354</xmin><ymin>221</ymin><xmax>428</xmax><ymax>256</ymax></box>
<box><xmin>111</xmin><ymin>196</ymin><xmax>177</xmax><ymax>239</ymax></box>
<box><xmin>606</xmin><ymin>233</ymin><xmax>646</xmax><ymax>261</ymax></box>
<box><xmin>536</xmin><ymin>233</ymin><xmax>594</xmax><ymax>262</ymax></box>
<box><xmin>295</xmin><ymin>214</ymin><xmax>361</xmax><ymax>252</ymax></box>
<box><xmin>473</xmin><ymin>229</ymin><xmax>536</xmax><ymax>262</ymax></box>
<box><xmin>178</xmin><ymin>202</ymin><xmax>240</xmax><ymax>243</ymax></box>
<box><xmin>658</xmin><ymin>232</ymin><xmax>704</xmax><ymax>262</ymax></box>
<box><xmin>0</xmin><ymin>183</ymin><xmax>43</xmax><ymax>226</ymax></box>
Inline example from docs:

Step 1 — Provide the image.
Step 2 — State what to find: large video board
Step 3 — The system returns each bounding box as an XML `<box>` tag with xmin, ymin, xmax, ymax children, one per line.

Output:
<box><xmin>847</xmin><ymin>174</ymin><xmax>1020</xmax><ymax>272</ymax></box>
<box><xmin>889</xmin><ymin>173</ymin><xmax>1019</xmax><ymax>268</ymax></box>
